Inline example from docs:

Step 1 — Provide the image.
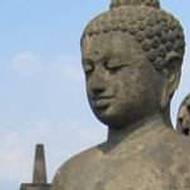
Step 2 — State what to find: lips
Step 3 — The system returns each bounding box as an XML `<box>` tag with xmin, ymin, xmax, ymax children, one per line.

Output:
<box><xmin>91</xmin><ymin>96</ymin><xmax>113</xmax><ymax>109</ymax></box>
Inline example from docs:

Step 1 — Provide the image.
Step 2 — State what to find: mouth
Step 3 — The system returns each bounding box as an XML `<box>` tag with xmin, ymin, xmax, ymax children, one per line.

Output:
<box><xmin>91</xmin><ymin>96</ymin><xmax>113</xmax><ymax>110</ymax></box>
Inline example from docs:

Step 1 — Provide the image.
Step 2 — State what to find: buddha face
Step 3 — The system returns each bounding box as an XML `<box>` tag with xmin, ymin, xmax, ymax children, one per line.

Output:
<box><xmin>81</xmin><ymin>32</ymin><xmax>164</xmax><ymax>128</ymax></box>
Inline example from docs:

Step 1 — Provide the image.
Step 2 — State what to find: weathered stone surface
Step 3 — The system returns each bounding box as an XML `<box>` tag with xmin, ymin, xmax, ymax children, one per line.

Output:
<box><xmin>53</xmin><ymin>125</ymin><xmax>190</xmax><ymax>190</ymax></box>
<box><xmin>176</xmin><ymin>94</ymin><xmax>190</xmax><ymax>136</ymax></box>
<box><xmin>33</xmin><ymin>144</ymin><xmax>47</xmax><ymax>184</ymax></box>
<box><xmin>52</xmin><ymin>0</ymin><xmax>189</xmax><ymax>189</ymax></box>
<box><xmin>20</xmin><ymin>144</ymin><xmax>51</xmax><ymax>190</ymax></box>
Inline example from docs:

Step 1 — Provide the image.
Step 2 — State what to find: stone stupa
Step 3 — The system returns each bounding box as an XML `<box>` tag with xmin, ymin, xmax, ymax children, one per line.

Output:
<box><xmin>20</xmin><ymin>144</ymin><xmax>51</xmax><ymax>190</ymax></box>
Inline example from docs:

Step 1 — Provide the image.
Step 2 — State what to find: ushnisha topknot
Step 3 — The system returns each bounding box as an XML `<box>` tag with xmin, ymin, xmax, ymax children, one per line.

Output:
<box><xmin>110</xmin><ymin>0</ymin><xmax>160</xmax><ymax>9</ymax></box>
<box><xmin>81</xmin><ymin>0</ymin><xmax>185</xmax><ymax>71</ymax></box>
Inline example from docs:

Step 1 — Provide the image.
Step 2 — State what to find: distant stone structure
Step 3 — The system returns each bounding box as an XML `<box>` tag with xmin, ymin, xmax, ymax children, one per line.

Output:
<box><xmin>20</xmin><ymin>144</ymin><xmax>52</xmax><ymax>190</ymax></box>
<box><xmin>176</xmin><ymin>93</ymin><xmax>190</xmax><ymax>135</ymax></box>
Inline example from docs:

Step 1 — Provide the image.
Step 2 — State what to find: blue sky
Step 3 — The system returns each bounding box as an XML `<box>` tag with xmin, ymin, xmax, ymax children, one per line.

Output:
<box><xmin>0</xmin><ymin>1</ymin><xmax>189</xmax><ymax>190</ymax></box>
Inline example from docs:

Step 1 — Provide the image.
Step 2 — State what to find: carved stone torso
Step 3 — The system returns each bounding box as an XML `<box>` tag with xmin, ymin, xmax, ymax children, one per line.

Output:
<box><xmin>52</xmin><ymin>126</ymin><xmax>190</xmax><ymax>190</ymax></box>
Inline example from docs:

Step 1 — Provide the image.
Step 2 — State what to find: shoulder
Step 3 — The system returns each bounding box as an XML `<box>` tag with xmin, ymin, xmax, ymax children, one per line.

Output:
<box><xmin>52</xmin><ymin>145</ymin><xmax>104</xmax><ymax>190</ymax></box>
<box><xmin>146</xmin><ymin>127</ymin><xmax>190</xmax><ymax>163</ymax></box>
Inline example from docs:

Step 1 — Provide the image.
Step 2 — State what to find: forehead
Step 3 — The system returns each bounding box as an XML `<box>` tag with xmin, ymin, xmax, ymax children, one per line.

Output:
<box><xmin>82</xmin><ymin>32</ymin><xmax>143</xmax><ymax>59</ymax></box>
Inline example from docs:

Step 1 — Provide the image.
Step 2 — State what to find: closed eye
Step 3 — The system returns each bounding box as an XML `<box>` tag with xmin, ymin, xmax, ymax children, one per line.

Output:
<box><xmin>83</xmin><ymin>59</ymin><xmax>94</xmax><ymax>76</ymax></box>
<box><xmin>104</xmin><ymin>58</ymin><xmax>130</xmax><ymax>70</ymax></box>
<box><xmin>104</xmin><ymin>59</ymin><xmax>130</xmax><ymax>74</ymax></box>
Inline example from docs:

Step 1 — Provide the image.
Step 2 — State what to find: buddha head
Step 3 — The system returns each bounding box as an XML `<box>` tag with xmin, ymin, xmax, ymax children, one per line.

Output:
<box><xmin>177</xmin><ymin>94</ymin><xmax>190</xmax><ymax>136</ymax></box>
<box><xmin>81</xmin><ymin>0</ymin><xmax>185</xmax><ymax>129</ymax></box>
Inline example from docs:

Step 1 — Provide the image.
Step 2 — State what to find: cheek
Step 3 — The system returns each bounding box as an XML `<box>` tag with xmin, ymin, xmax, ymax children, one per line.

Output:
<box><xmin>85</xmin><ymin>82</ymin><xmax>92</xmax><ymax>98</ymax></box>
<box><xmin>115</xmin><ymin>70</ymin><xmax>157</xmax><ymax>108</ymax></box>
<box><xmin>115</xmin><ymin>69</ymin><xmax>143</xmax><ymax>95</ymax></box>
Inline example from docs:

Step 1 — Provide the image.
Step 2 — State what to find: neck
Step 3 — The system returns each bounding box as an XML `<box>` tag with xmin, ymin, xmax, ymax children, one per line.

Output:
<box><xmin>107</xmin><ymin>113</ymin><xmax>172</xmax><ymax>148</ymax></box>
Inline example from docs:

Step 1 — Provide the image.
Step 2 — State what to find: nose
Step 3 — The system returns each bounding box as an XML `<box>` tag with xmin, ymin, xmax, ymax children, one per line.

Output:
<box><xmin>87</xmin><ymin>68</ymin><xmax>107</xmax><ymax>97</ymax></box>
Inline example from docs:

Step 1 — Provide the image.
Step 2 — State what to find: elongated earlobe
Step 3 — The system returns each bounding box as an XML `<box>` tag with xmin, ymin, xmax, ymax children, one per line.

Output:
<box><xmin>161</xmin><ymin>52</ymin><xmax>181</xmax><ymax>110</ymax></box>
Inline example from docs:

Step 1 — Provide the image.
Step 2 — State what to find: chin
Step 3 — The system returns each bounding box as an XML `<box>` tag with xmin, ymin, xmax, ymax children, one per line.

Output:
<box><xmin>93</xmin><ymin>107</ymin><xmax>126</xmax><ymax>128</ymax></box>
<box><xmin>93</xmin><ymin>107</ymin><xmax>112</xmax><ymax>124</ymax></box>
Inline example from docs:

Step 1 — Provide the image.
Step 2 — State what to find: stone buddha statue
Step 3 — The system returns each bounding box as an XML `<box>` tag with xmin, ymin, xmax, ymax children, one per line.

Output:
<box><xmin>52</xmin><ymin>0</ymin><xmax>190</xmax><ymax>189</ymax></box>
<box><xmin>176</xmin><ymin>94</ymin><xmax>190</xmax><ymax>136</ymax></box>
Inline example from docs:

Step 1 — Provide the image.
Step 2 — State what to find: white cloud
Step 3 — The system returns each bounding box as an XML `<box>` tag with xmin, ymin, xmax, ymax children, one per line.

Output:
<box><xmin>0</xmin><ymin>131</ymin><xmax>31</xmax><ymax>183</ymax></box>
<box><xmin>10</xmin><ymin>51</ymin><xmax>83</xmax><ymax>84</ymax></box>
<box><xmin>11</xmin><ymin>51</ymin><xmax>43</xmax><ymax>77</ymax></box>
<box><xmin>48</xmin><ymin>54</ymin><xmax>84</xmax><ymax>83</ymax></box>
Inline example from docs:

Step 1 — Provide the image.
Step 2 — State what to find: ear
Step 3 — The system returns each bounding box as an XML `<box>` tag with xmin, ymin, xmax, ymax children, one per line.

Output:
<box><xmin>161</xmin><ymin>52</ymin><xmax>182</xmax><ymax>109</ymax></box>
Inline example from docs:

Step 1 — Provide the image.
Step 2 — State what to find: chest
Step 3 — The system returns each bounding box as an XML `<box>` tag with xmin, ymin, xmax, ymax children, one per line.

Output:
<box><xmin>67</xmin><ymin>156</ymin><xmax>190</xmax><ymax>190</ymax></box>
